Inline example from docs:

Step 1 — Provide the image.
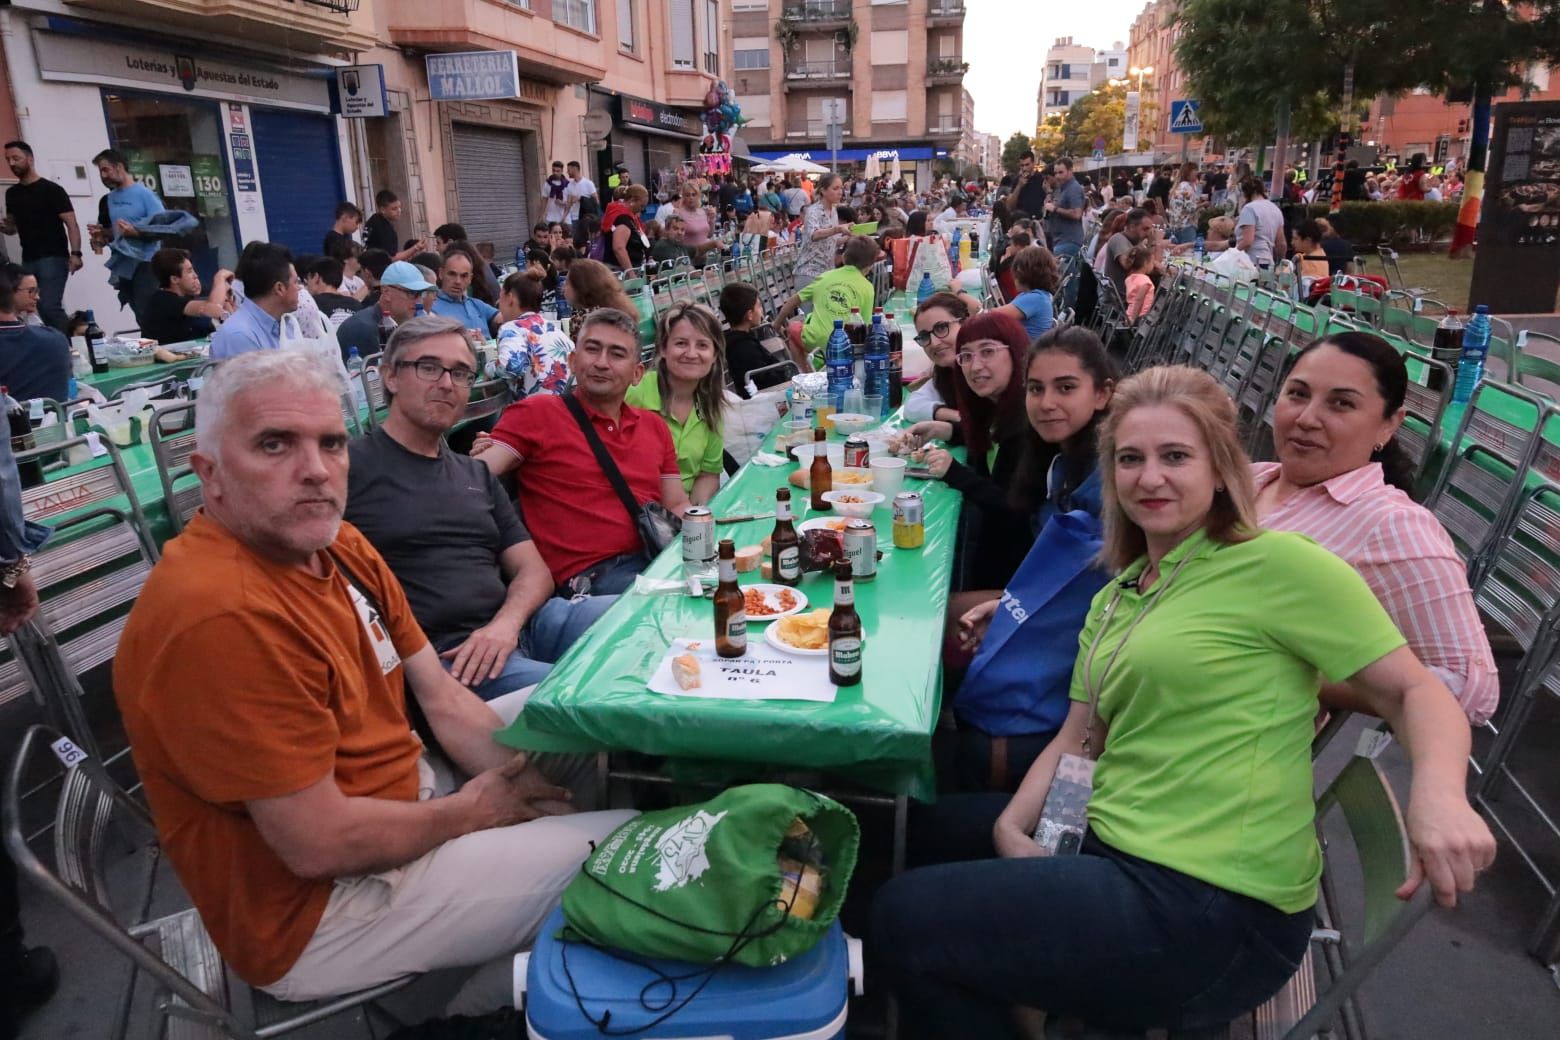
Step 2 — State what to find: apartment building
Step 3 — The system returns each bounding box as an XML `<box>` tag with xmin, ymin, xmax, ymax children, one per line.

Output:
<box><xmin>1128</xmin><ymin>0</ymin><xmax>1205</xmax><ymax>157</ymax></box>
<box><xmin>1363</xmin><ymin>70</ymin><xmax>1558</xmax><ymax>166</ymax></box>
<box><xmin>1039</xmin><ymin>38</ymin><xmax>1097</xmax><ymax>123</ymax></box>
<box><xmin>0</xmin><ymin>0</ymin><xmax>725</xmax><ymax>331</ymax></box>
<box><xmin>729</xmin><ymin>0</ymin><xmax>969</xmax><ymax>187</ymax></box>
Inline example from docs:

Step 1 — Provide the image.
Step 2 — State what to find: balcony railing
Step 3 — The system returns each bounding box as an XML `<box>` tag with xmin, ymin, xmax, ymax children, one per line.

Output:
<box><xmin>926</xmin><ymin>56</ymin><xmax>968</xmax><ymax>82</ymax></box>
<box><xmin>928</xmin><ymin>122</ymin><xmax>962</xmax><ymax>136</ymax></box>
<box><xmin>927</xmin><ymin>1</ymin><xmax>965</xmax><ymax>23</ymax></box>
<box><xmin>781</xmin><ymin>1</ymin><xmax>852</xmax><ymax>25</ymax></box>
<box><xmin>785</xmin><ymin>60</ymin><xmax>852</xmax><ymax>80</ymax></box>
<box><xmin>787</xmin><ymin>122</ymin><xmax>853</xmax><ymax>137</ymax></box>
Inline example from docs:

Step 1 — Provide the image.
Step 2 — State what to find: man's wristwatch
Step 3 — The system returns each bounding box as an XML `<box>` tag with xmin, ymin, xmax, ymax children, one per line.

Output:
<box><xmin>1</xmin><ymin>555</ymin><xmax>31</xmax><ymax>589</ymax></box>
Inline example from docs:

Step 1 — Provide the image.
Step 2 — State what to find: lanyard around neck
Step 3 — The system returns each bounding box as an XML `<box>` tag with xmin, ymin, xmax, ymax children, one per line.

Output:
<box><xmin>1079</xmin><ymin>547</ymin><xmax>1197</xmax><ymax>758</ymax></box>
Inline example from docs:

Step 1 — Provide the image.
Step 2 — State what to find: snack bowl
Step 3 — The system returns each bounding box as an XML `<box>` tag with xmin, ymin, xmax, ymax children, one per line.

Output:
<box><xmin>825</xmin><ymin>412</ymin><xmax>877</xmax><ymax>436</ymax></box>
<box><xmin>821</xmin><ymin>489</ymin><xmax>884</xmax><ymax>518</ymax></box>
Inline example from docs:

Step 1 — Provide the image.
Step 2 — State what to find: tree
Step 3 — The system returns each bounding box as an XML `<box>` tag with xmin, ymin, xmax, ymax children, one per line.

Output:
<box><xmin>1175</xmin><ymin>0</ymin><xmax>1560</xmax><ymax>149</ymax></box>
<box><xmin>1032</xmin><ymin>114</ymin><xmax>1067</xmax><ymax>160</ymax></box>
<box><xmin>1062</xmin><ymin>83</ymin><xmax>1128</xmax><ymax>157</ymax></box>
<box><xmin>1000</xmin><ymin>132</ymin><xmax>1032</xmax><ymax>175</ymax></box>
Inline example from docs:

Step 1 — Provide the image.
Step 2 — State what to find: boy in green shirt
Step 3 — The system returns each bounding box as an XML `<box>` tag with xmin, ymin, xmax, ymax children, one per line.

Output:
<box><xmin>777</xmin><ymin>235</ymin><xmax>879</xmax><ymax>367</ymax></box>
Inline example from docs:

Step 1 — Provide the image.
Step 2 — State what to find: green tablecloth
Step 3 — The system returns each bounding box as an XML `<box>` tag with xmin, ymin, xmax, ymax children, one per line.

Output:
<box><xmin>496</xmin><ymin>418</ymin><xmax>959</xmax><ymax>799</ymax></box>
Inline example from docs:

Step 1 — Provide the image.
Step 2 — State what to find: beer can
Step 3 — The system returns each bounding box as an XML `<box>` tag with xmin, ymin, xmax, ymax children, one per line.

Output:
<box><xmin>843</xmin><ymin>435</ymin><xmax>871</xmax><ymax>470</ymax></box>
<box><xmin>843</xmin><ymin>519</ymin><xmax>877</xmax><ymax>581</ymax></box>
<box><xmin>681</xmin><ymin>507</ymin><xmax>716</xmax><ymax>572</ymax></box>
<box><xmin>892</xmin><ymin>492</ymin><xmax>925</xmax><ymax>549</ymax></box>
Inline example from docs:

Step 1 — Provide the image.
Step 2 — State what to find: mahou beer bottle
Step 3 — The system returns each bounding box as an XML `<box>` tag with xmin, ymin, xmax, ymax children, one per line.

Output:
<box><xmin>714</xmin><ymin>538</ymin><xmax>747</xmax><ymax>658</ymax></box>
<box><xmin>809</xmin><ymin>428</ymin><xmax>832</xmax><ymax>510</ymax></box>
<box><xmin>828</xmin><ymin>561</ymin><xmax>862</xmax><ymax>686</ymax></box>
<box><xmin>771</xmin><ymin>487</ymin><xmax>801</xmax><ymax>586</ymax></box>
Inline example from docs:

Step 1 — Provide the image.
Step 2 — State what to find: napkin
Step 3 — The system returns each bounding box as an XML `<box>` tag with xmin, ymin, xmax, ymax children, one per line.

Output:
<box><xmin>750</xmin><ymin>452</ymin><xmax>788</xmax><ymax>467</ymax></box>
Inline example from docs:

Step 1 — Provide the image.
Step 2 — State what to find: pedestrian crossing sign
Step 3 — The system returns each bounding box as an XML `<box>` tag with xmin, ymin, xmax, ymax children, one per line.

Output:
<box><xmin>1169</xmin><ymin>100</ymin><xmax>1202</xmax><ymax>135</ymax></box>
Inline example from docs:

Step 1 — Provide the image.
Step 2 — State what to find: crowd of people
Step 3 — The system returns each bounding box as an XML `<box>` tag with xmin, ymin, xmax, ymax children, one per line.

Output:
<box><xmin>0</xmin><ymin>140</ymin><xmax>1508</xmax><ymax>1040</ymax></box>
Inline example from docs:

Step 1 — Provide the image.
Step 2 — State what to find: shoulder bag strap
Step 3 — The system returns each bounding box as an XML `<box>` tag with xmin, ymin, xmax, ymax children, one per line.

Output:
<box><xmin>325</xmin><ymin>547</ymin><xmax>445</xmax><ymax>759</ymax></box>
<box><xmin>562</xmin><ymin>392</ymin><xmax>646</xmax><ymax>529</ymax></box>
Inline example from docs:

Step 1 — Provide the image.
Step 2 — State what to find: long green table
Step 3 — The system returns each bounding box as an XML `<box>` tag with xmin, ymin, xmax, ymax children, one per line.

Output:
<box><xmin>495</xmin><ymin>416</ymin><xmax>960</xmax><ymax>800</ymax></box>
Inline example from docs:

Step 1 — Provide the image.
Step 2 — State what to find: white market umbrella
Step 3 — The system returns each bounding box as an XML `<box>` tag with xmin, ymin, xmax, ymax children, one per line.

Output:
<box><xmin>865</xmin><ymin>153</ymin><xmax>882</xmax><ymax>179</ymax></box>
<box><xmin>771</xmin><ymin>153</ymin><xmax>829</xmax><ymax>174</ymax></box>
<box><xmin>890</xmin><ymin>154</ymin><xmax>903</xmax><ymax>183</ymax></box>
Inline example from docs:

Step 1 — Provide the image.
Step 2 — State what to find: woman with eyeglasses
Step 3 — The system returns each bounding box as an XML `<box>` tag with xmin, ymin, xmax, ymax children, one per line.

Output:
<box><xmin>904</xmin><ymin>292</ymin><xmax>980</xmax><ymax>424</ymax></box>
<box><xmin>899</xmin><ymin>311</ymin><xmax>1035</xmax><ymax>592</ymax></box>
<box><xmin>874</xmin><ymin>365</ymin><xmax>1495</xmax><ymax>1037</ymax></box>
<box><xmin>625</xmin><ymin>303</ymin><xmax>727</xmax><ymax>505</ymax></box>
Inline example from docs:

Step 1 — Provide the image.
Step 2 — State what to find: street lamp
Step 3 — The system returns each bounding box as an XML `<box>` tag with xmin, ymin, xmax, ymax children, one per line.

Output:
<box><xmin>1129</xmin><ymin>65</ymin><xmax>1154</xmax><ymax>92</ymax></box>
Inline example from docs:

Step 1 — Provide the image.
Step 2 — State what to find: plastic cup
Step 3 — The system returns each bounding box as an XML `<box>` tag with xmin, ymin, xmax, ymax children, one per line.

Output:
<box><xmin>843</xmin><ymin>388</ymin><xmax>865</xmax><ymax>416</ymax></box>
<box><xmin>861</xmin><ymin>394</ymin><xmax>883</xmax><ymax>420</ymax></box>
<box><xmin>870</xmin><ymin>456</ymin><xmax>906</xmax><ymax>497</ymax></box>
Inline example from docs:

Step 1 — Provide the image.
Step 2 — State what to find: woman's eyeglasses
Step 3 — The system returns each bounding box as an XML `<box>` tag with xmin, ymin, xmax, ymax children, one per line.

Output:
<box><xmin>956</xmin><ymin>345</ymin><xmax>1006</xmax><ymax>367</ymax></box>
<box><xmin>914</xmin><ymin>320</ymin><xmax>955</xmax><ymax>347</ymax></box>
<box><xmin>395</xmin><ymin>358</ymin><xmax>477</xmax><ymax>387</ymax></box>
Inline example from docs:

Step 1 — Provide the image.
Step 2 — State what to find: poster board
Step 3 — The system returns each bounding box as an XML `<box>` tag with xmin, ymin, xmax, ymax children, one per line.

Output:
<box><xmin>1469</xmin><ymin>100</ymin><xmax>1560</xmax><ymax>313</ymax></box>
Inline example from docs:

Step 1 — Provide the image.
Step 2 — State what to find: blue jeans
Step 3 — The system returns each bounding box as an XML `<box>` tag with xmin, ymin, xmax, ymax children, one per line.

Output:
<box><xmin>1169</xmin><ymin>225</ymin><xmax>1197</xmax><ymax>245</ymax></box>
<box><xmin>564</xmin><ymin>551</ymin><xmax>652</xmax><ymax>597</ymax></box>
<box><xmin>442</xmin><ymin>594</ymin><xmax>618</xmax><ymax>701</ymax></box>
<box><xmin>23</xmin><ymin>256</ymin><xmax>68</xmax><ymax>332</ymax></box>
<box><xmin>872</xmin><ymin>794</ymin><xmax>1311</xmax><ymax>1036</ymax></box>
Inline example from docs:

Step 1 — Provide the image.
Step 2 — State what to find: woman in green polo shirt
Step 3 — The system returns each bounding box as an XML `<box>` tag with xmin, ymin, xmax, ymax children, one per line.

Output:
<box><xmin>873</xmin><ymin>365</ymin><xmax>1495</xmax><ymax>1037</ymax></box>
<box><xmin>626</xmin><ymin>302</ymin><xmax>727</xmax><ymax>504</ymax></box>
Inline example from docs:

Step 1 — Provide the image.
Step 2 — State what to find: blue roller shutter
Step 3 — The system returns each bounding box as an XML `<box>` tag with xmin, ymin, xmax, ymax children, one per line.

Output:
<box><xmin>250</xmin><ymin>107</ymin><xmax>345</xmax><ymax>257</ymax></box>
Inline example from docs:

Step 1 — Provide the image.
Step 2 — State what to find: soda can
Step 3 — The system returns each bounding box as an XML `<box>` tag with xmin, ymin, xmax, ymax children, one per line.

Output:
<box><xmin>892</xmin><ymin>492</ymin><xmax>925</xmax><ymax>550</ymax></box>
<box><xmin>843</xmin><ymin>435</ymin><xmax>871</xmax><ymax>470</ymax></box>
<box><xmin>681</xmin><ymin>507</ymin><xmax>716</xmax><ymax>576</ymax></box>
<box><xmin>843</xmin><ymin>519</ymin><xmax>877</xmax><ymax>581</ymax></box>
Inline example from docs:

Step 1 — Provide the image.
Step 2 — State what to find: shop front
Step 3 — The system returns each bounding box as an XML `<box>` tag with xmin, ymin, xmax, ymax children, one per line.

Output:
<box><xmin>17</xmin><ymin>15</ymin><xmax>345</xmax><ymax>282</ymax></box>
<box><xmin>591</xmin><ymin>89</ymin><xmax>706</xmax><ymax>198</ymax></box>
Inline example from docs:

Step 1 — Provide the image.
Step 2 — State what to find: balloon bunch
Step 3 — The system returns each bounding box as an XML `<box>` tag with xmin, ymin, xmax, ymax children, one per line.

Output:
<box><xmin>700</xmin><ymin>80</ymin><xmax>745</xmax><ymax>154</ymax></box>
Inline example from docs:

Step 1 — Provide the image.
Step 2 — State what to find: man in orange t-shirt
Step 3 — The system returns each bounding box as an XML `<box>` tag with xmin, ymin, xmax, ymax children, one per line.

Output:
<box><xmin>113</xmin><ymin>350</ymin><xmax>633</xmax><ymax>1010</ymax></box>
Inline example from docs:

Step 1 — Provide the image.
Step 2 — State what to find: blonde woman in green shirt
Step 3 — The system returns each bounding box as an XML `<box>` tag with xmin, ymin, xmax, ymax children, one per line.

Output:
<box><xmin>873</xmin><ymin>364</ymin><xmax>1495</xmax><ymax>1037</ymax></box>
<box><xmin>626</xmin><ymin>302</ymin><xmax>727</xmax><ymax>504</ymax></box>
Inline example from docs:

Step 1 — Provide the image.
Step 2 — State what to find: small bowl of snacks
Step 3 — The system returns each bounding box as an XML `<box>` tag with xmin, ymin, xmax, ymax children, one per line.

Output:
<box><xmin>821</xmin><ymin>489</ymin><xmax>884</xmax><ymax>518</ymax></box>
<box><xmin>826</xmin><ymin>412</ymin><xmax>876</xmax><ymax>436</ymax></box>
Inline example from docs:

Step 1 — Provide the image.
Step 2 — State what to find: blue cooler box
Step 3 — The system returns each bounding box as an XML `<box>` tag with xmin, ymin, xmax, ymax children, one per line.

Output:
<box><xmin>517</xmin><ymin>906</ymin><xmax>862</xmax><ymax>1040</ymax></box>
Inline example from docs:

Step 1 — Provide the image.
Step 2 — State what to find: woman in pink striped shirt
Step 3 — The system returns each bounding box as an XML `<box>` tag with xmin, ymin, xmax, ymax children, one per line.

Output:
<box><xmin>1255</xmin><ymin>332</ymin><xmax>1499</xmax><ymax>724</ymax></box>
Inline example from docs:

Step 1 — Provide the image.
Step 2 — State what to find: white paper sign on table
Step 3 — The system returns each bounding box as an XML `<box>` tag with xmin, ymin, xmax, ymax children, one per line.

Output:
<box><xmin>648</xmin><ymin>638</ymin><xmax>836</xmax><ymax>703</ymax></box>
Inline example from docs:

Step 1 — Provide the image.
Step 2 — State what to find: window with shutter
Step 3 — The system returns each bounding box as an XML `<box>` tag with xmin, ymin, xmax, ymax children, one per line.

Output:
<box><xmin>870</xmin><ymin>90</ymin><xmax>907</xmax><ymax>123</ymax></box>
<box><xmin>870</xmin><ymin>30</ymin><xmax>907</xmax><ymax>66</ymax></box>
<box><xmin>618</xmin><ymin>0</ymin><xmax>635</xmax><ymax>51</ymax></box>
<box><xmin>671</xmin><ymin>0</ymin><xmax>696</xmax><ymax>68</ymax></box>
<box><xmin>704</xmin><ymin>0</ymin><xmax>720</xmax><ymax>74</ymax></box>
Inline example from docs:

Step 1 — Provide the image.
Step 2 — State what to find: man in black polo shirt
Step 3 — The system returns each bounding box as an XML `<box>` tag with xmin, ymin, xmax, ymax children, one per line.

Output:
<box><xmin>1</xmin><ymin>141</ymin><xmax>82</xmax><ymax>332</ymax></box>
<box><xmin>322</xmin><ymin>201</ymin><xmax>362</xmax><ymax>257</ymax></box>
<box><xmin>0</xmin><ymin>266</ymin><xmax>69</xmax><ymax>402</ymax></box>
<box><xmin>1010</xmin><ymin>151</ymin><xmax>1048</xmax><ymax>218</ymax></box>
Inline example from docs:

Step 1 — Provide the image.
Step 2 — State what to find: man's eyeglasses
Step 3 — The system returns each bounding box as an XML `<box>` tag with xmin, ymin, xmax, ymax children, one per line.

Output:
<box><xmin>914</xmin><ymin>320</ymin><xmax>955</xmax><ymax>347</ymax></box>
<box><xmin>395</xmin><ymin>358</ymin><xmax>477</xmax><ymax>387</ymax></box>
<box><xmin>956</xmin><ymin>345</ymin><xmax>1006</xmax><ymax>367</ymax></box>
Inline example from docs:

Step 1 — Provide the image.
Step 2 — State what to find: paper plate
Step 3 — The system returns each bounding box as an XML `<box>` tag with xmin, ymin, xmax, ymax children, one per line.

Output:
<box><xmin>797</xmin><ymin>516</ymin><xmax>855</xmax><ymax>535</ymax></box>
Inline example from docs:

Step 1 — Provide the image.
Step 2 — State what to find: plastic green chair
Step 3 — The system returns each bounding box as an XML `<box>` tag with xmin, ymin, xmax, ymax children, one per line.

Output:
<box><xmin>1423</xmin><ymin>381</ymin><xmax>1549</xmax><ymax>582</ymax></box>
<box><xmin>1512</xmin><ymin>330</ymin><xmax>1560</xmax><ymax>401</ymax></box>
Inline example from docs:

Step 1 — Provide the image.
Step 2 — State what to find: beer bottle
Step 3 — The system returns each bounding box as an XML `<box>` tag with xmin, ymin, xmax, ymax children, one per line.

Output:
<box><xmin>713</xmin><ymin>538</ymin><xmax>747</xmax><ymax>658</ymax></box>
<box><xmin>828</xmin><ymin>561</ymin><xmax>862</xmax><ymax>686</ymax></box>
<box><xmin>771</xmin><ymin>487</ymin><xmax>801</xmax><ymax>586</ymax></box>
<box><xmin>809</xmin><ymin>428</ymin><xmax>832</xmax><ymax>511</ymax></box>
<box><xmin>3</xmin><ymin>388</ymin><xmax>42</xmax><ymax>488</ymax></box>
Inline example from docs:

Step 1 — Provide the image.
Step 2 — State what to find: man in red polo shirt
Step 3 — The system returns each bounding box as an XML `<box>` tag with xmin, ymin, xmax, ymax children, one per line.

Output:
<box><xmin>475</xmin><ymin>308</ymin><xmax>691</xmax><ymax>595</ymax></box>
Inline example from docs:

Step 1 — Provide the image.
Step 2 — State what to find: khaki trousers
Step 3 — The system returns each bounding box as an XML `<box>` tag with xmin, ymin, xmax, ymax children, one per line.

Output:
<box><xmin>262</xmin><ymin>689</ymin><xmax>631</xmax><ymax>1011</ymax></box>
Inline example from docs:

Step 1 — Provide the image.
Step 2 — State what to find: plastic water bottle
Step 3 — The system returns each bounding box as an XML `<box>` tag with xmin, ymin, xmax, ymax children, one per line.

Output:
<box><xmin>555</xmin><ymin>272</ymin><xmax>572</xmax><ymax>321</ymax></box>
<box><xmin>949</xmin><ymin>227</ymin><xmax>962</xmax><ymax>269</ymax></box>
<box><xmin>731</xmin><ymin>239</ymin><xmax>743</xmax><ymax>261</ymax></box>
<box><xmin>345</xmin><ymin>346</ymin><xmax>369</xmax><ymax>413</ymax></box>
<box><xmin>916</xmin><ymin>272</ymin><xmax>935</xmax><ymax>306</ymax></box>
<box><xmin>1194</xmin><ymin>235</ymin><xmax>1206</xmax><ymax>262</ymax></box>
<box><xmin>1452</xmin><ymin>305</ymin><xmax>1492</xmax><ymax>405</ymax></box>
<box><xmin>825</xmin><ymin>320</ymin><xmax>853</xmax><ymax>410</ymax></box>
<box><xmin>865</xmin><ymin>314</ymin><xmax>890</xmax><ymax>415</ymax></box>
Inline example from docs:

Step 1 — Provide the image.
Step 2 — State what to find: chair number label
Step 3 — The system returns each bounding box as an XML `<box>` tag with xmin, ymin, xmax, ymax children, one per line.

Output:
<box><xmin>50</xmin><ymin>737</ymin><xmax>87</xmax><ymax>768</ymax></box>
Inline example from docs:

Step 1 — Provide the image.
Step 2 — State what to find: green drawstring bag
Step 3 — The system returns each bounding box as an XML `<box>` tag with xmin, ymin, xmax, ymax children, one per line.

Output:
<box><xmin>561</xmin><ymin>784</ymin><xmax>859</xmax><ymax>968</ymax></box>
